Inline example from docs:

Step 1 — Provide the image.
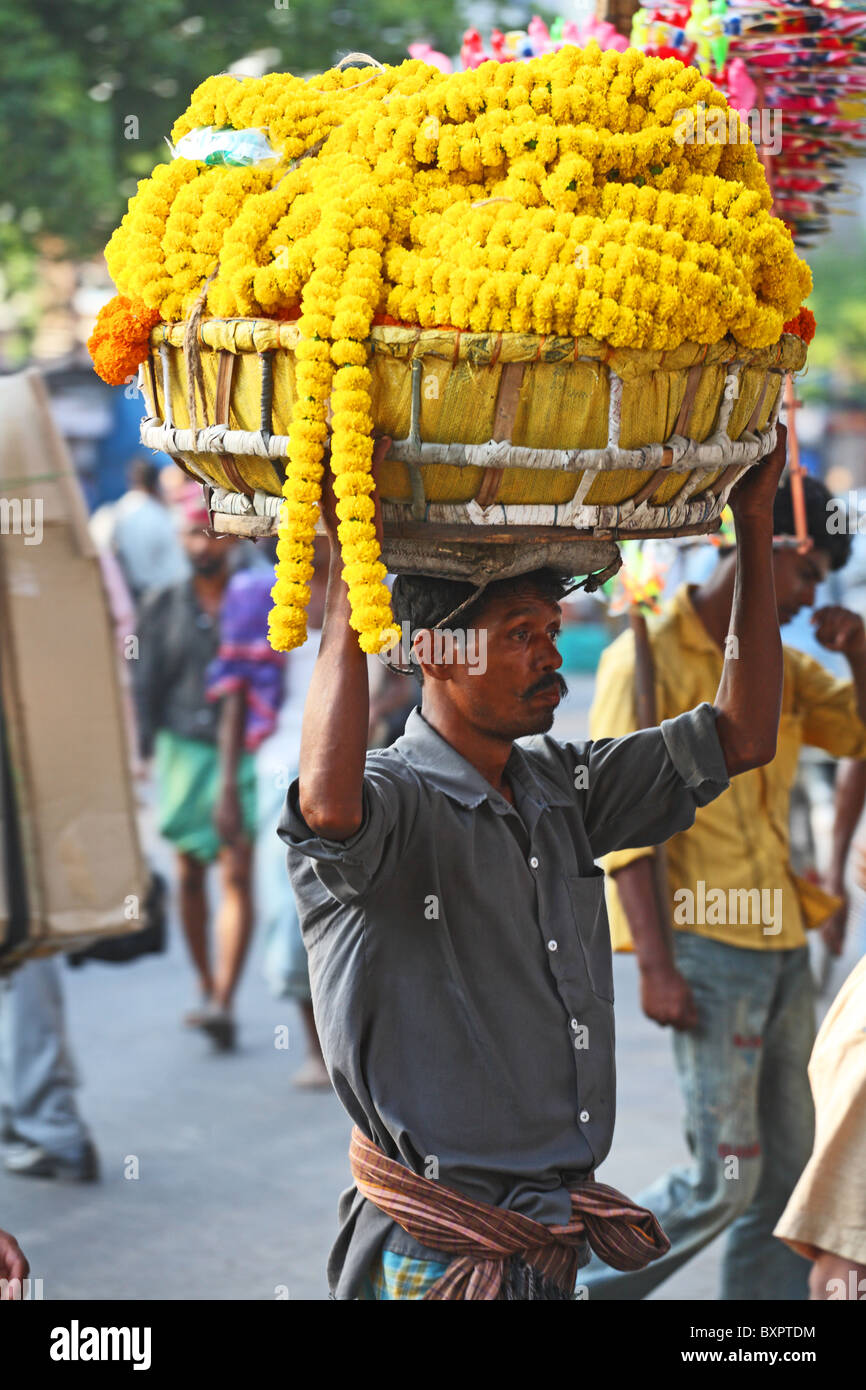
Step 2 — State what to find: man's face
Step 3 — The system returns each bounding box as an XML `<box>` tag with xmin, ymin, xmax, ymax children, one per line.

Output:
<box><xmin>421</xmin><ymin>588</ymin><xmax>567</xmax><ymax>740</ymax></box>
<box><xmin>182</xmin><ymin>526</ymin><xmax>230</xmax><ymax>576</ymax></box>
<box><xmin>772</xmin><ymin>546</ymin><xmax>831</xmax><ymax>625</ymax></box>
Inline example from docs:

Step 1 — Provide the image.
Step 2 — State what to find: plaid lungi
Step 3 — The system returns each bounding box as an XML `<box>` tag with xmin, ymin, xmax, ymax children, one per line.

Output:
<box><xmin>350</xmin><ymin>1126</ymin><xmax>670</xmax><ymax>1300</ymax></box>
<box><xmin>359</xmin><ymin>1250</ymin><xmax>451</xmax><ymax>1301</ymax></box>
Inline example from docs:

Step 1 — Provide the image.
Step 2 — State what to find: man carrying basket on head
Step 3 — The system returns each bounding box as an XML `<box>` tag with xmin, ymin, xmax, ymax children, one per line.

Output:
<box><xmin>278</xmin><ymin>429</ymin><xmax>790</xmax><ymax>1301</ymax></box>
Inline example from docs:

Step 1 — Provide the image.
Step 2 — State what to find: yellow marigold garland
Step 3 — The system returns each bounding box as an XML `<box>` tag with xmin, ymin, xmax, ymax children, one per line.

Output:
<box><xmin>268</xmin><ymin>185</ymin><xmax>343</xmax><ymax>652</ymax></box>
<box><xmin>105</xmin><ymin>160</ymin><xmax>204</xmax><ymax>315</ymax></box>
<box><xmin>92</xmin><ymin>43</ymin><xmax>814</xmax><ymax>652</ymax></box>
<box><xmin>328</xmin><ymin>169</ymin><xmax>400</xmax><ymax>654</ymax></box>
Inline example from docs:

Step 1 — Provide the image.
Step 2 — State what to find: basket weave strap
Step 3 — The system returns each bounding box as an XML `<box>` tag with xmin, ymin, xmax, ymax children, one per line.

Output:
<box><xmin>144</xmin><ymin>353</ymin><xmax>159</xmax><ymax>419</ymax></box>
<box><xmin>673</xmin><ymin>364</ymin><xmax>704</xmax><ymax>437</ymax></box>
<box><xmin>746</xmin><ymin>376</ymin><xmax>770</xmax><ymax>433</ymax></box>
<box><xmin>474</xmin><ymin>362</ymin><xmax>525</xmax><ymax>507</ymax></box>
<box><xmin>707</xmin><ymin>462</ymin><xmax>742</xmax><ymax>498</ymax></box>
<box><xmin>183</xmin><ymin>267</ymin><xmax>219</xmax><ymax>433</ymax></box>
<box><xmin>627</xmin><ymin>460</ymin><xmax>673</xmax><ymax>510</ymax></box>
<box><xmin>213</xmin><ymin>352</ymin><xmax>254</xmax><ymax>498</ymax></box>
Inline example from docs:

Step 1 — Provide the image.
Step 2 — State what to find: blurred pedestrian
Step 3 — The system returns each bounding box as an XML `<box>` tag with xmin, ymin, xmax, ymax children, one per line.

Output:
<box><xmin>585</xmin><ymin>473</ymin><xmax>866</xmax><ymax>1301</ymax></box>
<box><xmin>0</xmin><ymin>957</ymin><xmax>99</xmax><ymax>1181</ymax></box>
<box><xmin>110</xmin><ymin>457</ymin><xmax>187</xmax><ymax>604</ymax></box>
<box><xmin>133</xmin><ymin>487</ymin><xmax>256</xmax><ymax>1051</ymax></box>
<box><xmin>210</xmin><ymin>536</ymin><xmax>331</xmax><ymax>1085</ymax></box>
<box><xmin>253</xmin><ymin>538</ymin><xmax>330</xmax><ymax>1087</ymax></box>
<box><xmin>0</xmin><ymin>523</ymin><xmax>139</xmax><ymax>1185</ymax></box>
<box><xmin>775</xmin><ymin>955</ymin><xmax>866</xmax><ymax>1299</ymax></box>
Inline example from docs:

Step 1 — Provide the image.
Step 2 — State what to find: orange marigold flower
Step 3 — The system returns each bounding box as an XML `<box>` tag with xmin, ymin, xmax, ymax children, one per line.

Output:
<box><xmin>87</xmin><ymin>295</ymin><xmax>161</xmax><ymax>386</ymax></box>
<box><xmin>782</xmin><ymin>307</ymin><xmax>816</xmax><ymax>345</ymax></box>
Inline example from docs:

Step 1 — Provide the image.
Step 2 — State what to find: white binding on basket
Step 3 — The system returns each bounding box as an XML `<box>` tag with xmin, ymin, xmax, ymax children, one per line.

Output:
<box><xmin>140</xmin><ymin>334</ymin><xmax>787</xmax><ymax>537</ymax></box>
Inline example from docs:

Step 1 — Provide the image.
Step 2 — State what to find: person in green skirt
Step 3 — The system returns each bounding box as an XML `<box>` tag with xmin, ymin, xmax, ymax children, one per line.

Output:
<box><xmin>134</xmin><ymin>486</ymin><xmax>272</xmax><ymax>1051</ymax></box>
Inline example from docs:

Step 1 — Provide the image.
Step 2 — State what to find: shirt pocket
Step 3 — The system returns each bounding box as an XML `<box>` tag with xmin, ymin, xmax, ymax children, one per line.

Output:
<box><xmin>564</xmin><ymin>872</ymin><xmax>615</xmax><ymax>1003</ymax></box>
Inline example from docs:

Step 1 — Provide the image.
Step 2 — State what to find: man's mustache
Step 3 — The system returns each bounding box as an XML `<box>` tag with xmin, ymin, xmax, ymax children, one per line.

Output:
<box><xmin>522</xmin><ymin>672</ymin><xmax>569</xmax><ymax>700</ymax></box>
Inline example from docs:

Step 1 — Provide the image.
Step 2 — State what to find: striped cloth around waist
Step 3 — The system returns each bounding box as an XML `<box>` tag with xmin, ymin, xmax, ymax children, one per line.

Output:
<box><xmin>350</xmin><ymin>1126</ymin><xmax>670</xmax><ymax>1301</ymax></box>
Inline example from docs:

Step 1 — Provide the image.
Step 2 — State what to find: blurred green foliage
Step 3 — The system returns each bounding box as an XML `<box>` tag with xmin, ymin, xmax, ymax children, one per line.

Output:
<box><xmin>803</xmin><ymin>226</ymin><xmax>866</xmax><ymax>399</ymax></box>
<box><xmin>2</xmin><ymin>1</ymin><xmax>861</xmax><ymax>401</ymax></box>
<box><xmin>0</xmin><ymin>0</ymin><xmax>463</xmax><ymax>259</ymax></box>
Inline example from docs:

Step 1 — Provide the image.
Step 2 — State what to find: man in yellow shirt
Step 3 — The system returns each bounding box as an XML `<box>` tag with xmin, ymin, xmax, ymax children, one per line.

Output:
<box><xmin>584</xmin><ymin>475</ymin><xmax>866</xmax><ymax>1301</ymax></box>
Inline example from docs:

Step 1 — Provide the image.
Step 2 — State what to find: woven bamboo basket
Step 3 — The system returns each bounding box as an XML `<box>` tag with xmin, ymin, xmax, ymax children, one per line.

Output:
<box><xmin>139</xmin><ymin>318</ymin><xmax>807</xmax><ymax>582</ymax></box>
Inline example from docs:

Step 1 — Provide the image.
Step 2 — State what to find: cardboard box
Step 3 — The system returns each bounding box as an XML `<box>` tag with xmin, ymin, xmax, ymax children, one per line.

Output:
<box><xmin>0</xmin><ymin>370</ymin><xmax>146</xmax><ymax>969</ymax></box>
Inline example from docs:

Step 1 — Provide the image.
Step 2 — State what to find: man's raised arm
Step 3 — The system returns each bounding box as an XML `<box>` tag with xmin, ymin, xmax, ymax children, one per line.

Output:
<box><xmin>297</xmin><ymin>439</ymin><xmax>390</xmax><ymax>840</ymax></box>
<box><xmin>712</xmin><ymin>425</ymin><xmax>788</xmax><ymax>777</ymax></box>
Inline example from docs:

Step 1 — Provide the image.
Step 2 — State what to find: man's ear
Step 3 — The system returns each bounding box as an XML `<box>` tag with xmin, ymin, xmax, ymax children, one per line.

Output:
<box><xmin>412</xmin><ymin>629</ymin><xmax>452</xmax><ymax>684</ymax></box>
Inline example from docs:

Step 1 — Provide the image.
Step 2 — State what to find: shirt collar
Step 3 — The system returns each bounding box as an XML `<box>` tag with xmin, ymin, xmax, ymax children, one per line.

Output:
<box><xmin>393</xmin><ymin>709</ymin><xmax>572</xmax><ymax>812</ymax></box>
<box><xmin>669</xmin><ymin>584</ymin><xmax>723</xmax><ymax>659</ymax></box>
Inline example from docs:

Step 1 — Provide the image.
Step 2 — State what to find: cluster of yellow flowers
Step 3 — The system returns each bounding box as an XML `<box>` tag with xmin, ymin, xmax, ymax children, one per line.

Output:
<box><xmin>102</xmin><ymin>43</ymin><xmax>811</xmax><ymax>651</ymax></box>
<box><xmin>268</xmin><ymin>158</ymin><xmax>397</xmax><ymax>652</ymax></box>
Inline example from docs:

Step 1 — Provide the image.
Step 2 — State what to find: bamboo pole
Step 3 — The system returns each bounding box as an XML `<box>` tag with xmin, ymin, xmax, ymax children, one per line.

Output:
<box><xmin>754</xmin><ymin>71</ymin><xmax>810</xmax><ymax>551</ymax></box>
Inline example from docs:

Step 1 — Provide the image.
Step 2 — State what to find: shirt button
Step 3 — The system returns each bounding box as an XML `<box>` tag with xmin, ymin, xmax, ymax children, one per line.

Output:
<box><xmin>530</xmin><ymin>856</ymin><xmax>539</xmax><ymax>869</ymax></box>
<box><xmin>570</xmin><ymin>1018</ymin><xmax>579</xmax><ymax>1031</ymax></box>
<box><xmin>547</xmin><ymin>939</ymin><xmax>558</xmax><ymax>952</ymax></box>
<box><xmin>579</xmin><ymin>1109</ymin><xmax>590</xmax><ymax>1123</ymax></box>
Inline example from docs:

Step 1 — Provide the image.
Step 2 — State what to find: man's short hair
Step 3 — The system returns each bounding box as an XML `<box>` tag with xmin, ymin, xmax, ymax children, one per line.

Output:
<box><xmin>772</xmin><ymin>475</ymin><xmax>852</xmax><ymax>572</ymax></box>
<box><xmin>390</xmin><ymin>568</ymin><xmax>571</xmax><ymax>682</ymax></box>
<box><xmin>128</xmin><ymin>458</ymin><xmax>161</xmax><ymax>495</ymax></box>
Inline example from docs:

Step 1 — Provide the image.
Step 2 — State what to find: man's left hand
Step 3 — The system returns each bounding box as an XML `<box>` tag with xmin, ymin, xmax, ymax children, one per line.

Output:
<box><xmin>728</xmin><ymin>424</ymin><xmax>787</xmax><ymax>524</ymax></box>
<box><xmin>812</xmin><ymin>606</ymin><xmax>866</xmax><ymax>658</ymax></box>
<box><xmin>819</xmin><ymin>892</ymin><xmax>847</xmax><ymax>957</ymax></box>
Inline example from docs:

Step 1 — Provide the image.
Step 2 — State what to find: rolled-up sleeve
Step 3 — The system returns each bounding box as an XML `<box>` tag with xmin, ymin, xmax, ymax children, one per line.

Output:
<box><xmin>277</xmin><ymin>760</ymin><xmax>415</xmax><ymax>904</ymax></box>
<box><xmin>578</xmin><ymin>703</ymin><xmax>730</xmax><ymax>859</ymax></box>
<box><xmin>795</xmin><ymin>653</ymin><xmax>866</xmax><ymax>758</ymax></box>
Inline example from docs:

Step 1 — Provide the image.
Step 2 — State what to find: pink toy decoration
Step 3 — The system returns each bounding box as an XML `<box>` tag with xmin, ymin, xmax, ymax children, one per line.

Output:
<box><xmin>460</xmin><ymin>28</ymin><xmax>488</xmax><ymax>69</ymax></box>
<box><xmin>572</xmin><ymin>16</ymin><xmax>630</xmax><ymax>52</ymax></box>
<box><xmin>490</xmin><ymin>29</ymin><xmax>508</xmax><ymax>62</ymax></box>
<box><xmin>723</xmin><ymin>55</ymin><xmax>757</xmax><ymax>116</ymax></box>
<box><xmin>528</xmin><ymin>16</ymin><xmax>553</xmax><ymax>53</ymax></box>
<box><xmin>408</xmin><ymin>41</ymin><xmax>453</xmax><ymax>74</ymax></box>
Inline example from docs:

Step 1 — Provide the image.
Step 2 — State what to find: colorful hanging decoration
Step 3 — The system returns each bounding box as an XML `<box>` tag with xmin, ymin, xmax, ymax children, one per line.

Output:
<box><xmin>459</xmin><ymin>7</ymin><xmax>866</xmax><ymax>248</ymax></box>
<box><xmin>631</xmin><ymin>1</ymin><xmax>866</xmax><ymax>246</ymax></box>
<box><xmin>606</xmin><ymin>539</ymin><xmax>672</xmax><ymax>614</ymax></box>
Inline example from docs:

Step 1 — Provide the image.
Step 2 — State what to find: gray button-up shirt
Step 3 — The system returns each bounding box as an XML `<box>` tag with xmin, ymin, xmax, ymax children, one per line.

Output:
<box><xmin>278</xmin><ymin>702</ymin><xmax>729</xmax><ymax>1298</ymax></box>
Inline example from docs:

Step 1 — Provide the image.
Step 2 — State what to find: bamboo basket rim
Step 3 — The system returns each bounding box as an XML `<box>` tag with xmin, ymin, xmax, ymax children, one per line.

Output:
<box><xmin>148</xmin><ymin>317</ymin><xmax>808</xmax><ymax>375</ymax></box>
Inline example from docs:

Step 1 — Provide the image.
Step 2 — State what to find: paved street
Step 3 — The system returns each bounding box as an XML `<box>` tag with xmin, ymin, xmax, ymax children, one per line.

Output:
<box><xmin>1</xmin><ymin>679</ymin><xmax>858</xmax><ymax>1301</ymax></box>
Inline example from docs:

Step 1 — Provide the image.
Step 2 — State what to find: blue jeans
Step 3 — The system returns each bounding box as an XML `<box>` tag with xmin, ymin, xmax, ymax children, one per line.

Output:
<box><xmin>0</xmin><ymin>957</ymin><xmax>91</xmax><ymax>1159</ymax></box>
<box><xmin>582</xmin><ymin>934</ymin><xmax>815</xmax><ymax>1301</ymax></box>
